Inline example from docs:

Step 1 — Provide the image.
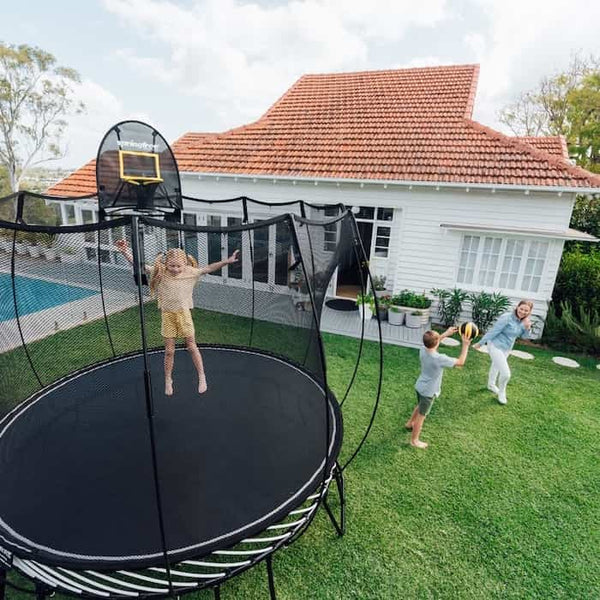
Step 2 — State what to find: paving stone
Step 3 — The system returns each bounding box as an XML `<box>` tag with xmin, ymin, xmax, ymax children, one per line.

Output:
<box><xmin>552</xmin><ymin>356</ymin><xmax>580</xmax><ymax>368</ymax></box>
<box><xmin>510</xmin><ymin>350</ymin><xmax>534</xmax><ymax>360</ymax></box>
<box><xmin>441</xmin><ymin>337</ymin><xmax>460</xmax><ymax>347</ymax></box>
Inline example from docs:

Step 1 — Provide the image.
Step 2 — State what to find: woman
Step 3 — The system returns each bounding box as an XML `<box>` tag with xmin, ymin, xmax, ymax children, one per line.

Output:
<box><xmin>473</xmin><ymin>300</ymin><xmax>533</xmax><ymax>405</ymax></box>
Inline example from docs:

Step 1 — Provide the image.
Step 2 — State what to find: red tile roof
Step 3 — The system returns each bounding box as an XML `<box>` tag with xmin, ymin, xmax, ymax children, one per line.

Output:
<box><xmin>48</xmin><ymin>64</ymin><xmax>600</xmax><ymax>196</ymax></box>
<box><xmin>515</xmin><ymin>136</ymin><xmax>569</xmax><ymax>158</ymax></box>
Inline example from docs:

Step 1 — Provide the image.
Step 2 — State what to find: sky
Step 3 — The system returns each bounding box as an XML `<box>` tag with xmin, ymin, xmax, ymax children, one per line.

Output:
<box><xmin>1</xmin><ymin>0</ymin><xmax>599</xmax><ymax>169</ymax></box>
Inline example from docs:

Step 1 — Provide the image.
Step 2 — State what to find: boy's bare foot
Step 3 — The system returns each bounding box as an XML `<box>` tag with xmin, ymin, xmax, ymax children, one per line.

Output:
<box><xmin>165</xmin><ymin>378</ymin><xmax>174</xmax><ymax>396</ymax></box>
<box><xmin>198</xmin><ymin>373</ymin><xmax>207</xmax><ymax>394</ymax></box>
<box><xmin>404</xmin><ymin>422</ymin><xmax>413</xmax><ymax>431</ymax></box>
<box><xmin>410</xmin><ymin>440</ymin><xmax>428</xmax><ymax>449</ymax></box>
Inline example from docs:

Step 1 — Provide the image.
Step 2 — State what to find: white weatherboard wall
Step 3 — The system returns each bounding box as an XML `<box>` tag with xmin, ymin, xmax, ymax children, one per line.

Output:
<box><xmin>181</xmin><ymin>174</ymin><xmax>576</xmax><ymax>334</ymax></box>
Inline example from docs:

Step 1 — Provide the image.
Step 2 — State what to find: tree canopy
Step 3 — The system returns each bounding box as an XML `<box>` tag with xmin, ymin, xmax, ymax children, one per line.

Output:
<box><xmin>0</xmin><ymin>42</ymin><xmax>84</xmax><ymax>193</ymax></box>
<box><xmin>499</xmin><ymin>54</ymin><xmax>600</xmax><ymax>174</ymax></box>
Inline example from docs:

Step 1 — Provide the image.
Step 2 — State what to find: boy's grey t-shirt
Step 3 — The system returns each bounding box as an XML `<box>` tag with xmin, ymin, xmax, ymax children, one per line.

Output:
<box><xmin>415</xmin><ymin>347</ymin><xmax>457</xmax><ymax>397</ymax></box>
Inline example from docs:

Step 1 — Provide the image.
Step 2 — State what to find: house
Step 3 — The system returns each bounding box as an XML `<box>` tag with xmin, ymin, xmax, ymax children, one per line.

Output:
<box><xmin>48</xmin><ymin>64</ymin><xmax>600</xmax><ymax>334</ymax></box>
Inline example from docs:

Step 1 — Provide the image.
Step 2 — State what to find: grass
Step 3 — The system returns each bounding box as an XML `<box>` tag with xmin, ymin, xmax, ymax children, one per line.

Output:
<box><xmin>2</xmin><ymin>310</ymin><xmax>600</xmax><ymax>599</ymax></box>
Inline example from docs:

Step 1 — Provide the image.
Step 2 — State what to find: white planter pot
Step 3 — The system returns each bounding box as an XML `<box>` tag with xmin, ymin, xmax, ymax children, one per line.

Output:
<box><xmin>398</xmin><ymin>306</ymin><xmax>430</xmax><ymax>325</ymax></box>
<box><xmin>358</xmin><ymin>304</ymin><xmax>373</xmax><ymax>320</ymax></box>
<box><xmin>60</xmin><ymin>253</ymin><xmax>80</xmax><ymax>263</ymax></box>
<box><xmin>388</xmin><ymin>308</ymin><xmax>405</xmax><ymax>326</ymax></box>
<box><xmin>28</xmin><ymin>245</ymin><xmax>41</xmax><ymax>258</ymax></box>
<box><xmin>374</xmin><ymin>289</ymin><xmax>390</xmax><ymax>299</ymax></box>
<box><xmin>406</xmin><ymin>313</ymin><xmax>423</xmax><ymax>328</ymax></box>
<box><xmin>43</xmin><ymin>248</ymin><xmax>57</xmax><ymax>261</ymax></box>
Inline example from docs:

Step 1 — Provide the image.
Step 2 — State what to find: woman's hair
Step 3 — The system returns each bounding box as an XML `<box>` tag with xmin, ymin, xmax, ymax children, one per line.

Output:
<box><xmin>514</xmin><ymin>299</ymin><xmax>534</xmax><ymax>320</ymax></box>
<box><xmin>149</xmin><ymin>248</ymin><xmax>198</xmax><ymax>297</ymax></box>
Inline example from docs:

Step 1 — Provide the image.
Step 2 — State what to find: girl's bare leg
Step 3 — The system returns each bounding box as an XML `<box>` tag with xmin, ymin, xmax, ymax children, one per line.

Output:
<box><xmin>185</xmin><ymin>336</ymin><xmax>207</xmax><ymax>394</ymax></box>
<box><xmin>164</xmin><ymin>338</ymin><xmax>176</xmax><ymax>395</ymax></box>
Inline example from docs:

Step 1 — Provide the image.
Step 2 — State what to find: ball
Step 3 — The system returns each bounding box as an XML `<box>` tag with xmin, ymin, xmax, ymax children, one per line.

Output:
<box><xmin>459</xmin><ymin>321</ymin><xmax>479</xmax><ymax>340</ymax></box>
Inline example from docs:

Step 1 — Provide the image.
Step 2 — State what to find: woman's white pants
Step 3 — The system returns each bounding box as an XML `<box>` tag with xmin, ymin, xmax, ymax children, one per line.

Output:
<box><xmin>487</xmin><ymin>342</ymin><xmax>511</xmax><ymax>401</ymax></box>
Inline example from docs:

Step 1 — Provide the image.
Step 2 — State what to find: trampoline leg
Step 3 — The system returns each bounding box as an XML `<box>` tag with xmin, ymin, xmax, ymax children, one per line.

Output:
<box><xmin>35</xmin><ymin>582</ymin><xmax>51</xmax><ymax>600</ymax></box>
<box><xmin>213</xmin><ymin>585</ymin><xmax>221</xmax><ymax>600</ymax></box>
<box><xmin>266</xmin><ymin>555</ymin><xmax>277</xmax><ymax>600</ymax></box>
<box><xmin>323</xmin><ymin>463</ymin><xmax>345</xmax><ymax>536</ymax></box>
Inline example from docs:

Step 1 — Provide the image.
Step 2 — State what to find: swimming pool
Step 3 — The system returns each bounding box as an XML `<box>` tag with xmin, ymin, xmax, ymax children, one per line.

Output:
<box><xmin>0</xmin><ymin>273</ymin><xmax>98</xmax><ymax>322</ymax></box>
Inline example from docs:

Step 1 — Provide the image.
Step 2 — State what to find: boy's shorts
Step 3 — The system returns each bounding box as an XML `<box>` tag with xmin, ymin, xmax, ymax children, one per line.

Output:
<box><xmin>416</xmin><ymin>391</ymin><xmax>435</xmax><ymax>416</ymax></box>
<box><xmin>161</xmin><ymin>309</ymin><xmax>195</xmax><ymax>339</ymax></box>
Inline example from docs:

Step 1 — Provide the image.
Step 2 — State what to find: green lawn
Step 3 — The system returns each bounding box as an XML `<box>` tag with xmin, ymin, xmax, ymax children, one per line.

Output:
<box><xmin>2</xmin><ymin>311</ymin><xmax>600</xmax><ymax>599</ymax></box>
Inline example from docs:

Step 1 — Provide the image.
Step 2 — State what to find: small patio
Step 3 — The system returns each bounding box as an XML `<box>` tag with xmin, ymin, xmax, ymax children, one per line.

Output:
<box><xmin>320</xmin><ymin>303</ymin><xmax>425</xmax><ymax>348</ymax></box>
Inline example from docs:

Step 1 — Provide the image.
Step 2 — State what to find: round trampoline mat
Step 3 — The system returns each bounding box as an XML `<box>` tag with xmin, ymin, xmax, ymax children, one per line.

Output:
<box><xmin>0</xmin><ymin>347</ymin><xmax>342</xmax><ymax>569</ymax></box>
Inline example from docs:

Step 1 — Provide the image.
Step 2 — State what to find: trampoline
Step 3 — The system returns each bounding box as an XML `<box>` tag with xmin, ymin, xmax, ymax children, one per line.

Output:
<box><xmin>0</xmin><ymin>121</ymin><xmax>383</xmax><ymax>599</ymax></box>
<box><xmin>0</xmin><ymin>347</ymin><xmax>342</xmax><ymax>571</ymax></box>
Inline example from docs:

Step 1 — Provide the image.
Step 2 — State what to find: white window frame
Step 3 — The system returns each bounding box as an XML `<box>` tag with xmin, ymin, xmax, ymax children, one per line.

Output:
<box><xmin>456</xmin><ymin>234</ymin><xmax>550</xmax><ymax>295</ymax></box>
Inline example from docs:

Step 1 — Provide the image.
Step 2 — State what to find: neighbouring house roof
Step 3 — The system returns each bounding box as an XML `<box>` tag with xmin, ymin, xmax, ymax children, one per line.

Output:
<box><xmin>48</xmin><ymin>64</ymin><xmax>600</xmax><ymax>197</ymax></box>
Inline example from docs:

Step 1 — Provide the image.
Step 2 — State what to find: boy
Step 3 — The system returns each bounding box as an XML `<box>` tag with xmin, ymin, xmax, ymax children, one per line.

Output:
<box><xmin>405</xmin><ymin>327</ymin><xmax>471</xmax><ymax>449</ymax></box>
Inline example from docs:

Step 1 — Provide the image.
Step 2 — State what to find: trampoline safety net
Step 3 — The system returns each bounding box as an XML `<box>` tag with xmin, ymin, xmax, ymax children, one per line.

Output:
<box><xmin>0</xmin><ymin>193</ymin><xmax>376</xmax><ymax>598</ymax></box>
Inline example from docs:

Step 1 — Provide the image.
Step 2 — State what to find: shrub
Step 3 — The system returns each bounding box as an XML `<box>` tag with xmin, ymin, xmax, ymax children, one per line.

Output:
<box><xmin>431</xmin><ymin>288</ymin><xmax>468</xmax><ymax>326</ymax></box>
<box><xmin>542</xmin><ymin>301</ymin><xmax>600</xmax><ymax>356</ymax></box>
<box><xmin>469</xmin><ymin>291</ymin><xmax>511</xmax><ymax>333</ymax></box>
<box><xmin>553</xmin><ymin>248</ymin><xmax>600</xmax><ymax>315</ymax></box>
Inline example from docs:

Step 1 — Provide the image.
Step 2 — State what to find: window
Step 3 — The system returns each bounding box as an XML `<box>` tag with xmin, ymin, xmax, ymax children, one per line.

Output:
<box><xmin>457</xmin><ymin>235</ymin><xmax>548</xmax><ymax>293</ymax></box>
<box><xmin>64</xmin><ymin>204</ymin><xmax>76</xmax><ymax>225</ymax></box>
<box><xmin>457</xmin><ymin>235</ymin><xmax>480</xmax><ymax>284</ymax></box>
<box><xmin>377</xmin><ymin>208</ymin><xmax>393</xmax><ymax>221</ymax></box>
<box><xmin>522</xmin><ymin>241</ymin><xmax>548</xmax><ymax>293</ymax></box>
<box><xmin>498</xmin><ymin>239</ymin><xmax>524</xmax><ymax>289</ymax></box>
<box><xmin>477</xmin><ymin>237</ymin><xmax>502</xmax><ymax>287</ymax></box>
<box><xmin>207</xmin><ymin>215</ymin><xmax>223</xmax><ymax>275</ymax></box>
<box><xmin>374</xmin><ymin>226</ymin><xmax>391</xmax><ymax>257</ymax></box>
<box><xmin>228</xmin><ymin>217</ymin><xmax>243</xmax><ymax>280</ymax></box>
<box><xmin>323</xmin><ymin>206</ymin><xmax>338</xmax><ymax>252</ymax></box>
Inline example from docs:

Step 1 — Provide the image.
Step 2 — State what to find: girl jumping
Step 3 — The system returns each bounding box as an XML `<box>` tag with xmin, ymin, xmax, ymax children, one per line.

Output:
<box><xmin>116</xmin><ymin>240</ymin><xmax>239</xmax><ymax>396</ymax></box>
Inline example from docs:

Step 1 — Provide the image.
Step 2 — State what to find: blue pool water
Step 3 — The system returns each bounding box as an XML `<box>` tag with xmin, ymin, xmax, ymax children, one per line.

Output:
<box><xmin>0</xmin><ymin>273</ymin><xmax>98</xmax><ymax>322</ymax></box>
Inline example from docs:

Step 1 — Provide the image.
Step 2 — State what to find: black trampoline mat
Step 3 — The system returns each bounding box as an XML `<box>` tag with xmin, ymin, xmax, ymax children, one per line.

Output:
<box><xmin>325</xmin><ymin>298</ymin><xmax>358</xmax><ymax>312</ymax></box>
<box><xmin>0</xmin><ymin>347</ymin><xmax>341</xmax><ymax>569</ymax></box>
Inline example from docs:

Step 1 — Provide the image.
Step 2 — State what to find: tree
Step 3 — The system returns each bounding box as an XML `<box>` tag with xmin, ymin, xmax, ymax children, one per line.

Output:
<box><xmin>0</xmin><ymin>42</ymin><xmax>84</xmax><ymax>192</ymax></box>
<box><xmin>498</xmin><ymin>53</ymin><xmax>600</xmax><ymax>172</ymax></box>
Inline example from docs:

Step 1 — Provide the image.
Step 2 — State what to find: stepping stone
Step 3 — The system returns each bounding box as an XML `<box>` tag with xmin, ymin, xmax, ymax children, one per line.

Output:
<box><xmin>510</xmin><ymin>350</ymin><xmax>534</xmax><ymax>360</ymax></box>
<box><xmin>597</xmin><ymin>364</ymin><xmax>600</xmax><ymax>370</ymax></box>
<box><xmin>441</xmin><ymin>337</ymin><xmax>460</xmax><ymax>347</ymax></box>
<box><xmin>552</xmin><ymin>356</ymin><xmax>580</xmax><ymax>368</ymax></box>
<box><xmin>476</xmin><ymin>345</ymin><xmax>488</xmax><ymax>353</ymax></box>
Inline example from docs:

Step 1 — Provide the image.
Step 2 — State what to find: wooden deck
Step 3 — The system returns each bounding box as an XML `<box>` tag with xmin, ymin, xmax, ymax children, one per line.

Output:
<box><xmin>320</xmin><ymin>304</ymin><xmax>427</xmax><ymax>348</ymax></box>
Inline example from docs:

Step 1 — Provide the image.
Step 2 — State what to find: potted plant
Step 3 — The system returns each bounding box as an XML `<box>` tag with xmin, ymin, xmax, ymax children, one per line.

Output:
<box><xmin>375</xmin><ymin>294</ymin><xmax>390</xmax><ymax>321</ymax></box>
<box><xmin>28</xmin><ymin>241</ymin><xmax>41</xmax><ymax>258</ymax></box>
<box><xmin>58</xmin><ymin>246</ymin><xmax>80</xmax><ymax>263</ymax></box>
<box><xmin>388</xmin><ymin>304</ymin><xmax>405</xmax><ymax>326</ymax></box>
<box><xmin>392</xmin><ymin>290</ymin><xmax>432</xmax><ymax>324</ymax></box>
<box><xmin>406</xmin><ymin>310</ymin><xmax>423</xmax><ymax>328</ymax></box>
<box><xmin>356</xmin><ymin>292</ymin><xmax>374</xmax><ymax>320</ymax></box>
<box><xmin>371</xmin><ymin>275</ymin><xmax>389</xmax><ymax>298</ymax></box>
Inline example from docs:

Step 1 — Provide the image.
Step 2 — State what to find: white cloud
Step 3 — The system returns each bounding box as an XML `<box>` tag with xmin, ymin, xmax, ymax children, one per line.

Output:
<box><xmin>102</xmin><ymin>0</ymin><xmax>449</xmax><ymax>127</ymax></box>
<box><xmin>469</xmin><ymin>0</ymin><xmax>600</xmax><ymax>131</ymax></box>
<box><xmin>61</xmin><ymin>79</ymin><xmax>152</xmax><ymax>168</ymax></box>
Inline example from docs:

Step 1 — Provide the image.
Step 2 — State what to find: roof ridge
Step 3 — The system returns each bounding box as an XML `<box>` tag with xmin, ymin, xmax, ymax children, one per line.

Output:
<box><xmin>298</xmin><ymin>63</ymin><xmax>480</xmax><ymax>79</ymax></box>
<box><xmin>465</xmin><ymin>120</ymin><xmax>600</xmax><ymax>187</ymax></box>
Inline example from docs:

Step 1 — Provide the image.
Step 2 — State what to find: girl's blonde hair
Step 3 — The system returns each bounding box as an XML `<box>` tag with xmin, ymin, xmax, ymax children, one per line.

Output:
<box><xmin>514</xmin><ymin>299</ymin><xmax>534</xmax><ymax>320</ymax></box>
<box><xmin>149</xmin><ymin>248</ymin><xmax>198</xmax><ymax>297</ymax></box>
